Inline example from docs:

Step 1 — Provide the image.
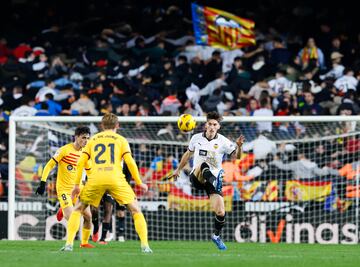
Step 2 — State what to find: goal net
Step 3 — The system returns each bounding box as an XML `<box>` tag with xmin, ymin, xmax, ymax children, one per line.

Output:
<box><xmin>7</xmin><ymin>116</ymin><xmax>360</xmax><ymax>244</ymax></box>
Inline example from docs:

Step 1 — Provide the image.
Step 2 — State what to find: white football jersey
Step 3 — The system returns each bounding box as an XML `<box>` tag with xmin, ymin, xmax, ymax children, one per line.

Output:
<box><xmin>188</xmin><ymin>132</ymin><xmax>236</xmax><ymax>173</ymax></box>
<box><xmin>334</xmin><ymin>75</ymin><xmax>358</xmax><ymax>93</ymax></box>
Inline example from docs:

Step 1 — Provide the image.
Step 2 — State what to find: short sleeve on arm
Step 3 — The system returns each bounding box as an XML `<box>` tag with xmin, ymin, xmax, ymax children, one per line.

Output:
<box><xmin>188</xmin><ymin>135</ymin><xmax>196</xmax><ymax>152</ymax></box>
<box><xmin>224</xmin><ymin>137</ymin><xmax>237</xmax><ymax>155</ymax></box>
<box><xmin>82</xmin><ymin>141</ymin><xmax>91</xmax><ymax>159</ymax></box>
<box><xmin>52</xmin><ymin>147</ymin><xmax>64</xmax><ymax>163</ymax></box>
<box><xmin>120</xmin><ymin>137</ymin><xmax>131</xmax><ymax>158</ymax></box>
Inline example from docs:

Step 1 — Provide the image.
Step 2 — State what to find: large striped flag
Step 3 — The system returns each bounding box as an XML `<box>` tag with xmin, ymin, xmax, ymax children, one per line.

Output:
<box><xmin>191</xmin><ymin>3</ymin><xmax>256</xmax><ymax>50</ymax></box>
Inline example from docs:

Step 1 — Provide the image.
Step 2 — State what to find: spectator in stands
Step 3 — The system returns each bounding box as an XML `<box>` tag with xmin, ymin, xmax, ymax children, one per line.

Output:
<box><xmin>145</xmin><ymin>147</ymin><xmax>178</xmax><ymax>197</ymax></box>
<box><xmin>246</xmin><ymin>98</ymin><xmax>259</xmax><ymax>116</ymax></box>
<box><xmin>46</xmin><ymin>56</ymin><xmax>68</xmax><ymax>79</ymax></box>
<box><xmin>253</xmin><ymin>97</ymin><xmax>274</xmax><ymax>133</ymax></box>
<box><xmin>268</xmin><ymin>69</ymin><xmax>292</xmax><ymax>95</ymax></box>
<box><xmin>226</xmin><ymin>56</ymin><xmax>244</xmax><ymax>84</ymax></box>
<box><xmin>270</xmin><ymin>37</ymin><xmax>291</xmax><ymax>68</ymax></box>
<box><xmin>11</xmin><ymin>96</ymin><xmax>37</xmax><ymax>116</ymax></box>
<box><xmin>247</xmin><ymin>78</ymin><xmax>274</xmax><ymax>101</ymax></box>
<box><xmin>300</xmin><ymin>91</ymin><xmax>323</xmax><ymax>115</ymax></box>
<box><xmin>117</xmin><ymin>103</ymin><xmax>132</xmax><ymax>116</ymax></box>
<box><xmin>99</xmin><ymin>100</ymin><xmax>114</xmax><ymax>115</ymax></box>
<box><xmin>35</xmin><ymin>102</ymin><xmax>50</xmax><ymax>116</ymax></box>
<box><xmin>320</xmin><ymin>52</ymin><xmax>345</xmax><ymax>80</ymax></box>
<box><xmin>310</xmin><ymin>142</ymin><xmax>332</xmax><ymax>168</ymax></box>
<box><xmin>243</xmin><ymin>132</ymin><xmax>277</xmax><ymax>160</ymax></box>
<box><xmin>182</xmin><ymin>99</ymin><xmax>203</xmax><ymax>116</ymax></box>
<box><xmin>160</xmin><ymin>89</ymin><xmax>182</xmax><ymax>115</ymax></box>
<box><xmin>2</xmin><ymin>85</ymin><xmax>23</xmax><ymax>112</ymax></box>
<box><xmin>297</xmin><ymin>37</ymin><xmax>325</xmax><ymax>71</ymax></box>
<box><xmin>203</xmin><ymin>50</ymin><xmax>222</xmax><ymax>84</ymax></box>
<box><xmin>0</xmin><ymin>153</ymin><xmax>8</xmax><ymax>200</ymax></box>
<box><xmin>70</xmin><ymin>91</ymin><xmax>99</xmax><ymax>115</ymax></box>
<box><xmin>32</xmin><ymin>53</ymin><xmax>49</xmax><ymax>78</ymax></box>
<box><xmin>35</xmin><ymin>79</ymin><xmax>57</xmax><ymax>103</ymax></box>
<box><xmin>338</xmin><ymin>91</ymin><xmax>359</xmax><ymax>115</ymax></box>
<box><xmin>35</xmin><ymin>93</ymin><xmax>63</xmax><ymax>115</ymax></box>
<box><xmin>270</xmin><ymin>150</ymin><xmax>339</xmax><ymax>179</ymax></box>
<box><xmin>334</xmin><ymin>67</ymin><xmax>358</xmax><ymax>94</ymax></box>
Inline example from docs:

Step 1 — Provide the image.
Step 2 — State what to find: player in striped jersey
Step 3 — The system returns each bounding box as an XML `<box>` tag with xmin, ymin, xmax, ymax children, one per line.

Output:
<box><xmin>35</xmin><ymin>126</ymin><xmax>94</xmax><ymax>248</ymax></box>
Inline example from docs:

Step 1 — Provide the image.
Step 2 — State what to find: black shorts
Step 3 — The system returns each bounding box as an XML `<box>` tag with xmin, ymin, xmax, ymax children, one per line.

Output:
<box><xmin>116</xmin><ymin>203</ymin><xmax>126</xmax><ymax>211</ymax></box>
<box><xmin>102</xmin><ymin>193</ymin><xmax>115</xmax><ymax>204</ymax></box>
<box><xmin>190</xmin><ymin>173</ymin><xmax>221</xmax><ymax>196</ymax></box>
<box><xmin>102</xmin><ymin>194</ymin><xmax>126</xmax><ymax>211</ymax></box>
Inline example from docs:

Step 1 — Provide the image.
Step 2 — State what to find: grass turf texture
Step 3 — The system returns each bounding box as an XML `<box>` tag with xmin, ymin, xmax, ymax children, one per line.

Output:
<box><xmin>0</xmin><ymin>241</ymin><xmax>359</xmax><ymax>267</ymax></box>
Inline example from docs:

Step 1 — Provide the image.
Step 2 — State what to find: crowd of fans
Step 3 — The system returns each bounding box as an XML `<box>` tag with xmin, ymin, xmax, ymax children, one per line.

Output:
<box><xmin>1</xmin><ymin>1</ymin><xmax>360</xmax><ymax>203</ymax></box>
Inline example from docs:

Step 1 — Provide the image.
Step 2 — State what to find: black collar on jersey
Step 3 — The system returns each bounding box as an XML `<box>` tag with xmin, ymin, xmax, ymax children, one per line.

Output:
<box><xmin>202</xmin><ymin>131</ymin><xmax>218</xmax><ymax>142</ymax></box>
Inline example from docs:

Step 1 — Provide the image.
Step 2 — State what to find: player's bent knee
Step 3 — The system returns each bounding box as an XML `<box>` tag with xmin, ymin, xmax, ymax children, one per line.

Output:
<box><xmin>215</xmin><ymin>210</ymin><xmax>225</xmax><ymax>217</ymax></box>
<box><xmin>129</xmin><ymin>207</ymin><xmax>141</xmax><ymax>215</ymax></box>
<box><xmin>82</xmin><ymin>211</ymin><xmax>92</xmax><ymax>222</ymax></box>
<box><xmin>63</xmin><ymin>207</ymin><xmax>72</xmax><ymax>220</ymax></box>
<box><xmin>127</xmin><ymin>201</ymin><xmax>141</xmax><ymax>214</ymax></box>
<box><xmin>200</xmin><ymin>162</ymin><xmax>210</xmax><ymax>171</ymax></box>
<box><xmin>117</xmin><ymin>210</ymin><xmax>125</xmax><ymax>217</ymax></box>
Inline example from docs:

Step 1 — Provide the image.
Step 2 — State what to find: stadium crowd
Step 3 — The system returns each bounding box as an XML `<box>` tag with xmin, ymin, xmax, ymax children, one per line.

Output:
<box><xmin>0</xmin><ymin>1</ymin><xmax>360</xmax><ymax>204</ymax></box>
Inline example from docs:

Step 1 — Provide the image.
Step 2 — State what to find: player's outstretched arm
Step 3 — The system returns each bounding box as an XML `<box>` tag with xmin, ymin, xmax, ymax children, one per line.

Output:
<box><xmin>232</xmin><ymin>135</ymin><xmax>245</xmax><ymax>160</ymax></box>
<box><xmin>35</xmin><ymin>159</ymin><xmax>56</xmax><ymax>195</ymax></box>
<box><xmin>169</xmin><ymin>150</ymin><xmax>193</xmax><ymax>180</ymax></box>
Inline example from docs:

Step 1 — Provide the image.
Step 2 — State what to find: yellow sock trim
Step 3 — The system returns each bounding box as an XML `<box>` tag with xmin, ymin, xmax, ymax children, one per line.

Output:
<box><xmin>66</xmin><ymin>211</ymin><xmax>81</xmax><ymax>246</ymax></box>
<box><xmin>81</xmin><ymin>228</ymin><xmax>91</xmax><ymax>245</ymax></box>
<box><xmin>133</xmin><ymin>212</ymin><xmax>149</xmax><ymax>247</ymax></box>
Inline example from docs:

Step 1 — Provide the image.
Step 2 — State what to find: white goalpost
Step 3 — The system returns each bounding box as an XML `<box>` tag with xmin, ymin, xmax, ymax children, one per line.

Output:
<box><xmin>7</xmin><ymin>115</ymin><xmax>360</xmax><ymax>244</ymax></box>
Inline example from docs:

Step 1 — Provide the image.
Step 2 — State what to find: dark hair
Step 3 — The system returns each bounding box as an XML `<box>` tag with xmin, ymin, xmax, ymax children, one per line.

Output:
<box><xmin>45</xmin><ymin>79</ymin><xmax>53</xmax><ymax>86</ymax></box>
<box><xmin>212</xmin><ymin>50</ymin><xmax>221</xmax><ymax>57</ymax></box>
<box><xmin>40</xmin><ymin>102</ymin><xmax>48</xmax><ymax>110</ymax></box>
<box><xmin>344</xmin><ymin>67</ymin><xmax>353</xmax><ymax>75</ymax></box>
<box><xmin>234</xmin><ymin>56</ymin><xmax>242</xmax><ymax>62</ymax></box>
<box><xmin>75</xmin><ymin>126</ymin><xmax>91</xmax><ymax>136</ymax></box>
<box><xmin>206</xmin><ymin>111</ymin><xmax>222</xmax><ymax>122</ymax></box>
<box><xmin>273</xmin><ymin>37</ymin><xmax>283</xmax><ymax>44</ymax></box>
<box><xmin>45</xmin><ymin>93</ymin><xmax>54</xmax><ymax>100</ymax></box>
<box><xmin>260</xmin><ymin>97</ymin><xmax>268</xmax><ymax>108</ymax></box>
<box><xmin>21</xmin><ymin>96</ymin><xmax>32</xmax><ymax>105</ymax></box>
<box><xmin>178</xmin><ymin>55</ymin><xmax>188</xmax><ymax>63</ymax></box>
<box><xmin>276</xmin><ymin>69</ymin><xmax>287</xmax><ymax>76</ymax></box>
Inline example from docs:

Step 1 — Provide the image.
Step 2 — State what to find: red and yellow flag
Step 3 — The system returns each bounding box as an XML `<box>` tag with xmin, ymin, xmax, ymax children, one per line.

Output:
<box><xmin>285</xmin><ymin>180</ymin><xmax>332</xmax><ymax>201</ymax></box>
<box><xmin>168</xmin><ymin>186</ymin><xmax>233</xmax><ymax>211</ymax></box>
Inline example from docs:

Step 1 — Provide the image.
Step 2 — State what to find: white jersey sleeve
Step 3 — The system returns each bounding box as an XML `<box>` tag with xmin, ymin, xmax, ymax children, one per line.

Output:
<box><xmin>222</xmin><ymin>136</ymin><xmax>237</xmax><ymax>155</ymax></box>
<box><xmin>188</xmin><ymin>135</ymin><xmax>197</xmax><ymax>152</ymax></box>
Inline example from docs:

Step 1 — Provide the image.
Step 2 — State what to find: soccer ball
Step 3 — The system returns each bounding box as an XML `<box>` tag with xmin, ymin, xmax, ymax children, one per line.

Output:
<box><xmin>177</xmin><ymin>114</ymin><xmax>196</xmax><ymax>132</ymax></box>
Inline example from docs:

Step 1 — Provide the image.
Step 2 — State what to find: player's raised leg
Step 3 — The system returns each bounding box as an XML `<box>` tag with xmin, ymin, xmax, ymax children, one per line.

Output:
<box><xmin>194</xmin><ymin>163</ymin><xmax>227</xmax><ymax>250</ymax></box>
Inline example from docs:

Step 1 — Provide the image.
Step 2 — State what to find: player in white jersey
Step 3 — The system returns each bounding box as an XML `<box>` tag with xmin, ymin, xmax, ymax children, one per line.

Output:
<box><xmin>170</xmin><ymin>111</ymin><xmax>245</xmax><ymax>250</ymax></box>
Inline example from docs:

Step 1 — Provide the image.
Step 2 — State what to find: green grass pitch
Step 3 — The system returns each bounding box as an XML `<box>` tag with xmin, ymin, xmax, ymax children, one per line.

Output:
<box><xmin>0</xmin><ymin>241</ymin><xmax>360</xmax><ymax>267</ymax></box>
